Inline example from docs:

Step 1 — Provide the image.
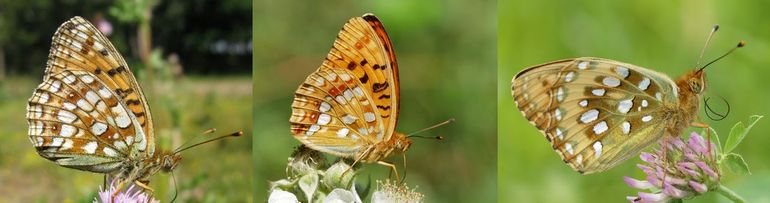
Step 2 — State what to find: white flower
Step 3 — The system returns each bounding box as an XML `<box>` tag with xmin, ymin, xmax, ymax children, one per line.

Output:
<box><xmin>323</xmin><ymin>185</ymin><xmax>362</xmax><ymax>203</ymax></box>
<box><xmin>268</xmin><ymin>189</ymin><xmax>299</xmax><ymax>203</ymax></box>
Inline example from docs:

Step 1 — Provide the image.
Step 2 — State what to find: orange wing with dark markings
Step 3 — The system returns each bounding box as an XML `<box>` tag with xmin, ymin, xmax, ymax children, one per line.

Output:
<box><xmin>290</xmin><ymin>13</ymin><xmax>400</xmax><ymax>157</ymax></box>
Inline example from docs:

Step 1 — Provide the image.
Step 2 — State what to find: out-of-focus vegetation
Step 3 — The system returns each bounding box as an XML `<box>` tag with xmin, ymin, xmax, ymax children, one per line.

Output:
<box><xmin>0</xmin><ymin>0</ymin><xmax>252</xmax><ymax>202</ymax></box>
<box><xmin>254</xmin><ymin>0</ymin><xmax>496</xmax><ymax>202</ymax></box>
<box><xmin>499</xmin><ymin>0</ymin><xmax>770</xmax><ymax>202</ymax></box>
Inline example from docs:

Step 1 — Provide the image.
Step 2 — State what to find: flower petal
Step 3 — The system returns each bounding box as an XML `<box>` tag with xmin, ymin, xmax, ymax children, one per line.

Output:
<box><xmin>662</xmin><ymin>182</ymin><xmax>689</xmax><ymax>198</ymax></box>
<box><xmin>268</xmin><ymin>189</ymin><xmax>299</xmax><ymax>203</ymax></box>
<box><xmin>695</xmin><ymin>161</ymin><xmax>719</xmax><ymax>181</ymax></box>
<box><xmin>689</xmin><ymin>180</ymin><xmax>708</xmax><ymax>194</ymax></box>
<box><xmin>624</xmin><ymin>176</ymin><xmax>655</xmax><ymax>189</ymax></box>
<box><xmin>637</xmin><ymin>192</ymin><xmax>670</xmax><ymax>203</ymax></box>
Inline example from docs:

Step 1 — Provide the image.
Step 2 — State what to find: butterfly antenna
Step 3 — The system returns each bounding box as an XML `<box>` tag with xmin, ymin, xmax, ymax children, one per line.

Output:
<box><xmin>173</xmin><ymin>131</ymin><xmax>243</xmax><ymax>154</ymax></box>
<box><xmin>406</xmin><ymin>118</ymin><xmax>455</xmax><ymax>139</ymax></box>
<box><xmin>696</xmin><ymin>25</ymin><xmax>720</xmax><ymax>67</ymax></box>
<box><xmin>698</xmin><ymin>41</ymin><xmax>745</xmax><ymax>72</ymax></box>
<box><xmin>704</xmin><ymin>96</ymin><xmax>730</xmax><ymax>121</ymax></box>
<box><xmin>173</xmin><ymin>128</ymin><xmax>216</xmax><ymax>151</ymax></box>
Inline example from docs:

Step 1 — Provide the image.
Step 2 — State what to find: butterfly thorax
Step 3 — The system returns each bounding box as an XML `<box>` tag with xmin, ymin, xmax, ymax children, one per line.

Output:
<box><xmin>358</xmin><ymin>132</ymin><xmax>411</xmax><ymax>163</ymax></box>
<box><xmin>667</xmin><ymin>70</ymin><xmax>707</xmax><ymax>137</ymax></box>
<box><xmin>115</xmin><ymin>151</ymin><xmax>180</xmax><ymax>183</ymax></box>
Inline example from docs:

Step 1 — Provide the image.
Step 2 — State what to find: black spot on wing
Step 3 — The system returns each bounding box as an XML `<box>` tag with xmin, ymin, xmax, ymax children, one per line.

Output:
<box><xmin>372</xmin><ymin>81</ymin><xmax>389</xmax><ymax>93</ymax></box>
<box><xmin>359</xmin><ymin>72</ymin><xmax>369</xmax><ymax>84</ymax></box>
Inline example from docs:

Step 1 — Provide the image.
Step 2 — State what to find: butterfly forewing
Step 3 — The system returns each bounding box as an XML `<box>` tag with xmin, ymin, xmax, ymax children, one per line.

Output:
<box><xmin>512</xmin><ymin>57</ymin><xmax>680</xmax><ymax>174</ymax></box>
<box><xmin>46</xmin><ymin>17</ymin><xmax>155</xmax><ymax>156</ymax></box>
<box><xmin>290</xmin><ymin>14</ymin><xmax>399</xmax><ymax>158</ymax></box>
<box><xmin>26</xmin><ymin>16</ymin><xmax>153</xmax><ymax>173</ymax></box>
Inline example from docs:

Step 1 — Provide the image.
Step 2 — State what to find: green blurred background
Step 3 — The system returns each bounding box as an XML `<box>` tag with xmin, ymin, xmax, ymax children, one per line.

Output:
<box><xmin>499</xmin><ymin>0</ymin><xmax>770</xmax><ymax>202</ymax></box>
<box><xmin>254</xmin><ymin>0</ymin><xmax>496</xmax><ymax>202</ymax></box>
<box><xmin>0</xmin><ymin>0</ymin><xmax>252</xmax><ymax>202</ymax></box>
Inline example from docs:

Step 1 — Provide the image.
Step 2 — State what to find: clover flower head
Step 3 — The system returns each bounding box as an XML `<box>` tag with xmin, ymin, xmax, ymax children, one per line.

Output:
<box><xmin>625</xmin><ymin>132</ymin><xmax>719</xmax><ymax>203</ymax></box>
<box><xmin>94</xmin><ymin>180</ymin><xmax>159</xmax><ymax>203</ymax></box>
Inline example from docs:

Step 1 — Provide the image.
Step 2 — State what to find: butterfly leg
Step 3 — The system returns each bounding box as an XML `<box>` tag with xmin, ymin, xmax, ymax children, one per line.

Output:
<box><xmin>691</xmin><ymin>121</ymin><xmax>715</xmax><ymax>161</ymax></box>
<box><xmin>377</xmin><ymin>161</ymin><xmax>400</xmax><ymax>182</ymax></box>
<box><xmin>135</xmin><ymin>180</ymin><xmax>155</xmax><ymax>193</ymax></box>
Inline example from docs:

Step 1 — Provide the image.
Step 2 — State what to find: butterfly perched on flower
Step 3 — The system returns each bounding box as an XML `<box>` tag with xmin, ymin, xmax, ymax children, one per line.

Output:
<box><xmin>511</xmin><ymin>26</ymin><xmax>743</xmax><ymax>174</ymax></box>
<box><xmin>289</xmin><ymin>13</ymin><xmax>417</xmax><ymax>179</ymax></box>
<box><xmin>25</xmin><ymin>16</ymin><xmax>241</xmax><ymax>193</ymax></box>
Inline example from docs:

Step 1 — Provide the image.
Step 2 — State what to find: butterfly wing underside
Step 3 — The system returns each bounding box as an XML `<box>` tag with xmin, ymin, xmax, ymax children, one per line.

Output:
<box><xmin>26</xmin><ymin>16</ymin><xmax>153</xmax><ymax>173</ymax></box>
<box><xmin>290</xmin><ymin>14</ymin><xmax>399</xmax><ymax>157</ymax></box>
<box><xmin>512</xmin><ymin>57</ymin><xmax>679</xmax><ymax>174</ymax></box>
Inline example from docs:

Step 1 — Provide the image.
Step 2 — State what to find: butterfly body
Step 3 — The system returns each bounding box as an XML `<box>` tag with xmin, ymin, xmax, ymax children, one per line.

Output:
<box><xmin>289</xmin><ymin>14</ymin><xmax>409</xmax><ymax>166</ymax></box>
<box><xmin>512</xmin><ymin>57</ymin><xmax>708</xmax><ymax>174</ymax></box>
<box><xmin>26</xmin><ymin>16</ymin><xmax>177</xmax><ymax>190</ymax></box>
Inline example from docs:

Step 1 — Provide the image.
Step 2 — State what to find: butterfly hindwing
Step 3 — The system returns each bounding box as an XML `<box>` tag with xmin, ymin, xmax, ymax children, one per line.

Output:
<box><xmin>512</xmin><ymin>57</ymin><xmax>680</xmax><ymax>174</ymax></box>
<box><xmin>27</xmin><ymin>70</ymin><xmax>148</xmax><ymax>173</ymax></box>
<box><xmin>46</xmin><ymin>16</ymin><xmax>155</xmax><ymax>156</ymax></box>
<box><xmin>290</xmin><ymin>14</ymin><xmax>399</xmax><ymax>157</ymax></box>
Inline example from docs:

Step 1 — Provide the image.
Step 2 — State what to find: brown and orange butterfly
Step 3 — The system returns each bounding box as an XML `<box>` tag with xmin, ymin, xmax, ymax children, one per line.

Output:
<box><xmin>511</xmin><ymin>26</ymin><xmax>743</xmax><ymax>174</ymax></box>
<box><xmin>26</xmin><ymin>16</ymin><xmax>240</xmax><ymax>193</ymax></box>
<box><xmin>289</xmin><ymin>13</ymin><xmax>427</xmax><ymax>180</ymax></box>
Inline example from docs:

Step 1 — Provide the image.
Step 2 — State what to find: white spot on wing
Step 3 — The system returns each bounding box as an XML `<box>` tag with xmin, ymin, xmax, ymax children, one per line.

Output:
<box><xmin>90</xmin><ymin>122</ymin><xmax>108</xmax><ymax>136</ymax></box>
<box><xmin>364</xmin><ymin>112</ymin><xmax>376</xmax><ymax>122</ymax></box>
<box><xmin>579</xmin><ymin>100</ymin><xmax>588</xmax><ymax>107</ymax></box>
<box><xmin>593</xmin><ymin>121</ymin><xmax>608</xmax><ymax>134</ymax></box>
<box><xmin>324</xmin><ymin>73</ymin><xmax>337</xmax><ymax>81</ymax></box>
<box><xmin>638</xmin><ymin>78</ymin><xmax>651</xmax><ymax>90</ymax></box>
<box><xmin>83</xmin><ymin>141</ymin><xmax>98</xmax><ymax>154</ymax></box>
<box><xmin>577</xmin><ymin>61</ymin><xmax>588</xmax><ymax>69</ymax></box>
<box><xmin>622</xmin><ymin>121</ymin><xmax>631</xmax><ymax>134</ymax></box>
<box><xmin>98</xmin><ymin>86</ymin><xmax>112</xmax><ymax>98</ymax></box>
<box><xmin>81</xmin><ymin>75</ymin><xmax>95</xmax><ymax>84</ymax></box>
<box><xmin>592</xmin><ymin>89</ymin><xmax>606</xmax><ymax>96</ymax></box>
<box><xmin>50</xmin><ymin>80</ymin><xmax>62</xmax><ymax>92</ymax></box>
<box><xmin>555</xmin><ymin>128</ymin><xmax>564</xmax><ymax>140</ymax></box>
<box><xmin>556</xmin><ymin>87</ymin><xmax>565</xmax><ymax>102</ymax></box>
<box><xmin>111</xmin><ymin>106</ymin><xmax>131</xmax><ymax>128</ymax></box>
<box><xmin>335</xmin><ymin>96</ymin><xmax>347</xmax><ymax>105</ymax></box>
<box><xmin>642</xmin><ymin>115</ymin><xmax>653</xmax><ymax>122</ymax></box>
<box><xmin>580</xmin><ymin>109</ymin><xmax>599</xmax><ymax>123</ymax></box>
<box><xmin>317</xmin><ymin>114</ymin><xmax>331</xmax><ymax>125</ymax></box>
<box><xmin>565</xmin><ymin>143</ymin><xmax>574</xmax><ymax>154</ymax></box>
<box><xmin>63</xmin><ymin>74</ymin><xmax>76</xmax><ymax>84</ymax></box>
<box><xmin>57</xmin><ymin>110</ymin><xmax>77</xmax><ymax>123</ymax></box>
<box><xmin>615</xmin><ymin>66</ymin><xmax>629</xmax><ymax>78</ymax></box>
<box><xmin>85</xmin><ymin>91</ymin><xmax>99</xmax><ymax>104</ymax></box>
<box><xmin>77</xmin><ymin>99</ymin><xmax>94</xmax><ymax>111</ymax></box>
<box><xmin>103</xmin><ymin>147</ymin><xmax>119</xmax><ymax>157</ymax></box>
<box><xmin>564</xmin><ymin>71</ymin><xmax>575</xmax><ymax>82</ymax></box>
<box><xmin>51</xmin><ymin>137</ymin><xmax>64</xmax><ymax>146</ymax></box>
<box><xmin>655</xmin><ymin>92</ymin><xmax>662</xmax><ymax>101</ymax></box>
<box><xmin>336</xmin><ymin>128</ymin><xmax>350</xmax><ymax>138</ymax></box>
<box><xmin>602</xmin><ymin>77</ymin><xmax>621</xmax><ymax>87</ymax></box>
<box><xmin>554</xmin><ymin>109</ymin><xmax>562</xmax><ymax>121</ymax></box>
<box><xmin>63</xmin><ymin>102</ymin><xmax>77</xmax><ymax>110</ymax></box>
<box><xmin>343</xmin><ymin>89</ymin><xmax>353</xmax><ymax>101</ymax></box>
<box><xmin>593</xmin><ymin>141</ymin><xmax>603</xmax><ymax>158</ymax></box>
<box><xmin>618</xmin><ymin>98</ymin><xmax>633</xmax><ymax>114</ymax></box>
<box><xmin>353</xmin><ymin>87</ymin><xmax>365</xmax><ymax>97</ymax></box>
<box><xmin>342</xmin><ymin>115</ymin><xmax>357</xmax><ymax>125</ymax></box>
<box><xmin>39</xmin><ymin>93</ymin><xmax>50</xmax><ymax>103</ymax></box>
<box><xmin>319</xmin><ymin>102</ymin><xmax>331</xmax><ymax>112</ymax></box>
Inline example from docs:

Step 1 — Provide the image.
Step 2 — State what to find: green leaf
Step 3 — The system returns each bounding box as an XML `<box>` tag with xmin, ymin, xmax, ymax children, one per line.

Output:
<box><xmin>724</xmin><ymin>115</ymin><xmax>763</xmax><ymax>153</ymax></box>
<box><xmin>724</xmin><ymin>153</ymin><xmax>751</xmax><ymax>175</ymax></box>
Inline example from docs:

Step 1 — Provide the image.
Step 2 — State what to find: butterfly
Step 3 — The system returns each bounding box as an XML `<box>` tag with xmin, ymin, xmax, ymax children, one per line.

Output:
<box><xmin>511</xmin><ymin>27</ymin><xmax>743</xmax><ymax>174</ymax></box>
<box><xmin>25</xmin><ymin>16</ymin><xmax>241</xmax><ymax>193</ymax></box>
<box><xmin>289</xmin><ymin>13</ymin><xmax>413</xmax><ymax>179</ymax></box>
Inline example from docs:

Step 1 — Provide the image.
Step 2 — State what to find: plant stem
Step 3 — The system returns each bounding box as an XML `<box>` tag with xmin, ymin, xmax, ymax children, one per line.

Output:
<box><xmin>717</xmin><ymin>184</ymin><xmax>745</xmax><ymax>203</ymax></box>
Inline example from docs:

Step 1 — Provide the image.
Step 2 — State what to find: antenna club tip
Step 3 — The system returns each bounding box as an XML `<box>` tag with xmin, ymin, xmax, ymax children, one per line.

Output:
<box><xmin>713</xmin><ymin>24</ymin><xmax>720</xmax><ymax>31</ymax></box>
<box><xmin>232</xmin><ymin>131</ymin><xmax>244</xmax><ymax>137</ymax></box>
<box><xmin>738</xmin><ymin>40</ymin><xmax>746</xmax><ymax>47</ymax></box>
<box><xmin>436</xmin><ymin>136</ymin><xmax>444</xmax><ymax>140</ymax></box>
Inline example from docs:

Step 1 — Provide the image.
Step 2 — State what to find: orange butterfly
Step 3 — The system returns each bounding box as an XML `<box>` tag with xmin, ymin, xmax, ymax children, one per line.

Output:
<box><xmin>289</xmin><ymin>13</ymin><xmax>447</xmax><ymax>180</ymax></box>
